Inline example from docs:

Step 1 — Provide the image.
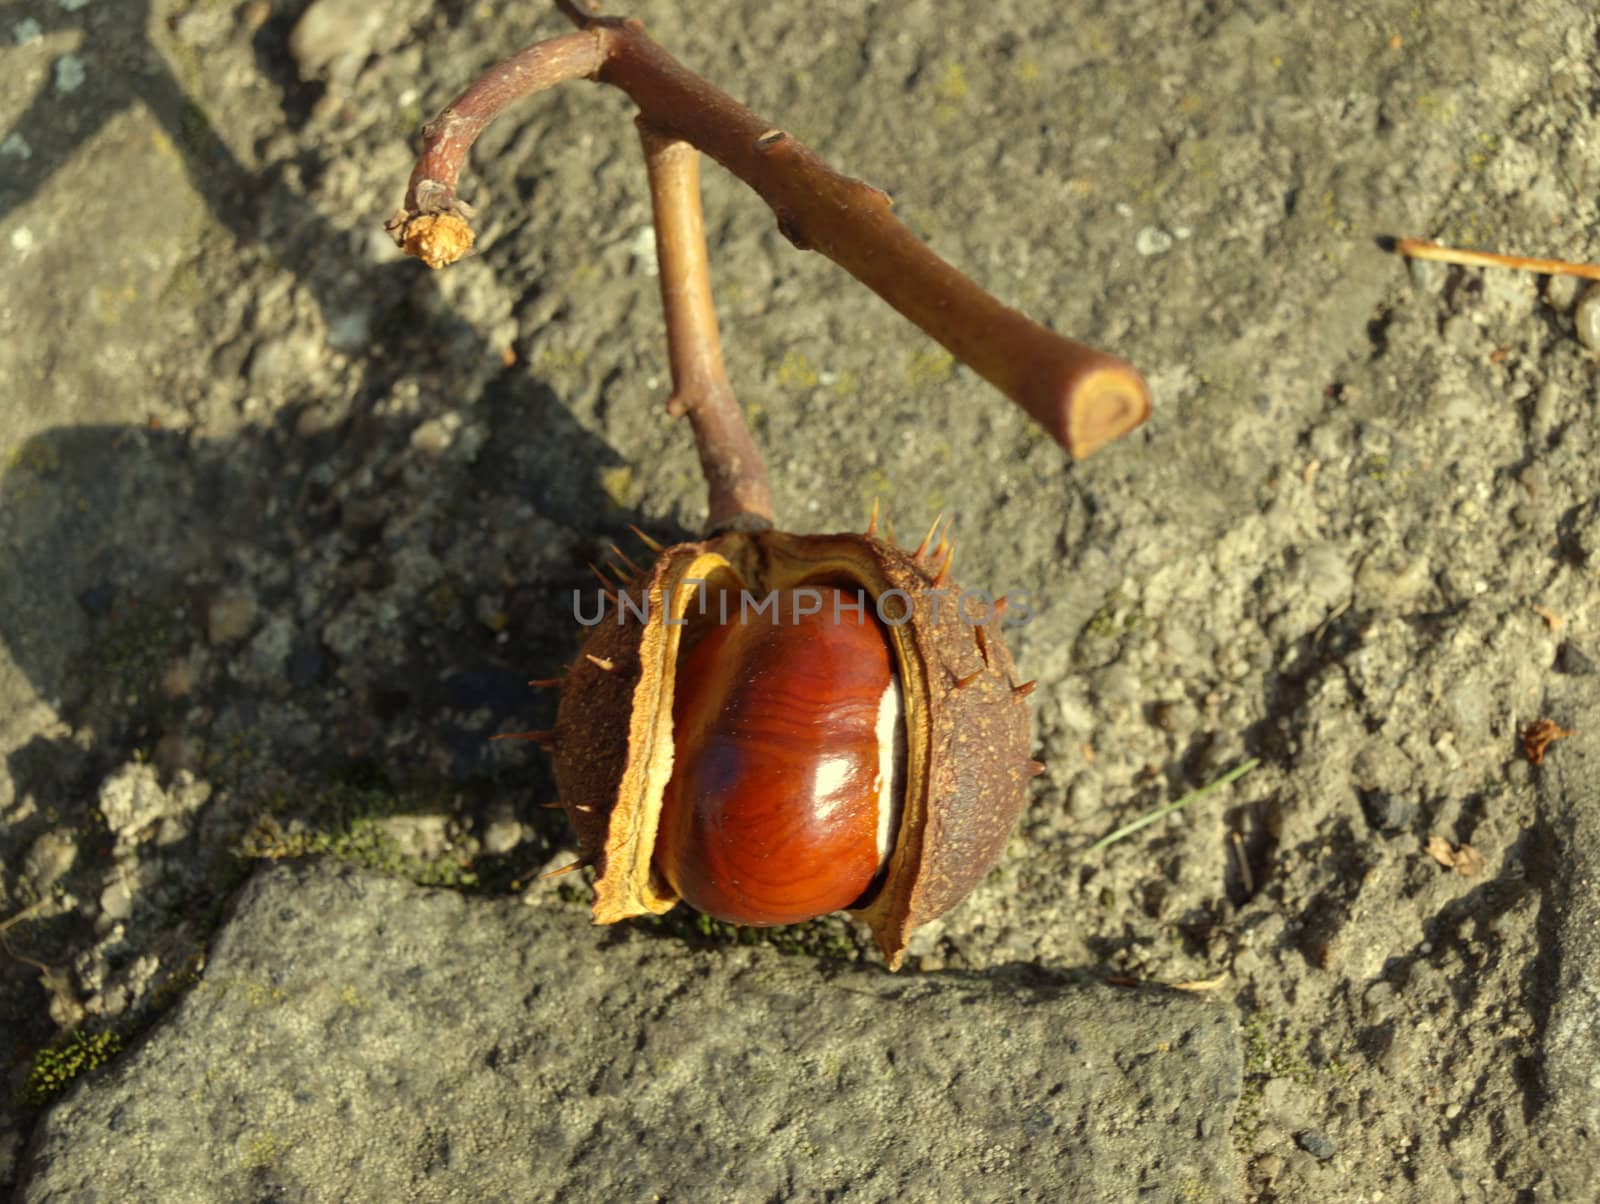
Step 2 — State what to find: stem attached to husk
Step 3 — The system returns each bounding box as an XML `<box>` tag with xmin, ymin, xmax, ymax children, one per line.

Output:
<box><xmin>388</xmin><ymin>2</ymin><xmax>1151</xmax><ymax>515</ymax></box>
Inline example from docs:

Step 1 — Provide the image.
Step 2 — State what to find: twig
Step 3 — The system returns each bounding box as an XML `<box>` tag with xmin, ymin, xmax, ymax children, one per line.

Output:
<box><xmin>0</xmin><ymin>896</ymin><xmax>50</xmax><ymax>936</ymax></box>
<box><xmin>0</xmin><ymin>897</ymin><xmax>59</xmax><ymax>979</ymax></box>
<box><xmin>1229</xmin><ymin>829</ymin><xmax>1254</xmax><ymax>896</ymax></box>
<box><xmin>1170</xmin><ymin>971</ymin><xmax>1230</xmax><ymax>992</ymax></box>
<box><xmin>637</xmin><ymin>123</ymin><xmax>773</xmax><ymax>533</ymax></box>
<box><xmin>387</xmin><ymin>30</ymin><xmax>605</xmax><ymax>266</ymax></box>
<box><xmin>1086</xmin><ymin>757</ymin><xmax>1261</xmax><ymax>854</ymax></box>
<box><xmin>389</xmin><ymin>7</ymin><xmax>1150</xmax><ymax>458</ymax></box>
<box><xmin>1390</xmin><ymin>237</ymin><xmax>1600</xmax><ymax>282</ymax></box>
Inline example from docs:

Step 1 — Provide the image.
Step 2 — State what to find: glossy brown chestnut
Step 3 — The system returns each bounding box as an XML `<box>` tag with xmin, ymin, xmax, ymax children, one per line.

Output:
<box><xmin>549</xmin><ymin>526</ymin><xmax>1035</xmax><ymax>969</ymax></box>
<box><xmin>654</xmin><ymin>588</ymin><xmax>903</xmax><ymax>926</ymax></box>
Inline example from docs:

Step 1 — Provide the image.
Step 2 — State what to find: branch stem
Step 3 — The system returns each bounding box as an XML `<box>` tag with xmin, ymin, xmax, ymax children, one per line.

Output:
<box><xmin>390</xmin><ymin>10</ymin><xmax>1150</xmax><ymax>457</ymax></box>
<box><xmin>638</xmin><ymin>123</ymin><xmax>773</xmax><ymax>533</ymax></box>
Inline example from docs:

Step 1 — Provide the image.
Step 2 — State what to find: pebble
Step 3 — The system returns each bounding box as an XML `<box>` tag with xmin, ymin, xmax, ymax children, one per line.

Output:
<box><xmin>98</xmin><ymin>764</ymin><xmax>170</xmax><ymax>838</ymax></box>
<box><xmin>1295</xmin><ymin>1129</ymin><xmax>1337</xmax><ymax>1160</ymax></box>
<box><xmin>325</xmin><ymin>306</ymin><xmax>373</xmax><ymax>354</ymax></box>
<box><xmin>481</xmin><ymin>810</ymin><xmax>524</xmax><ymax>856</ymax></box>
<box><xmin>903</xmin><ymin>919</ymin><xmax>946</xmax><ymax>959</ymax></box>
<box><xmin>25</xmin><ymin>831</ymin><xmax>78</xmax><ymax>893</ymax></box>
<box><xmin>1544</xmin><ymin>273</ymin><xmax>1583</xmax><ymax>313</ymax></box>
<box><xmin>1556</xmin><ymin>643</ymin><xmax>1595</xmax><ymax>676</ymax></box>
<box><xmin>288</xmin><ymin>0</ymin><xmax>392</xmax><ymax>83</ymax></box>
<box><xmin>1134</xmin><ymin>226</ymin><xmax>1174</xmax><ymax>257</ymax></box>
<box><xmin>100</xmin><ymin>877</ymin><xmax>135</xmax><ymax>923</ymax></box>
<box><xmin>376</xmin><ymin>815</ymin><xmax>452</xmax><ymax>858</ymax></box>
<box><xmin>1574</xmin><ymin>283</ymin><xmax>1600</xmax><ymax>352</ymax></box>
<box><xmin>410</xmin><ymin>414</ymin><xmax>460</xmax><ymax>456</ymax></box>
<box><xmin>97</xmin><ymin>765</ymin><xmax>213</xmax><ymax>843</ymax></box>
<box><xmin>1359</xmin><ymin>788</ymin><xmax>1416</xmax><ymax>832</ymax></box>
<box><xmin>1151</xmin><ymin>699</ymin><xmax>1195</xmax><ymax>733</ymax></box>
<box><xmin>207</xmin><ymin>588</ymin><xmax>258</xmax><ymax>644</ymax></box>
<box><xmin>53</xmin><ymin>54</ymin><xmax>85</xmax><ymax>94</ymax></box>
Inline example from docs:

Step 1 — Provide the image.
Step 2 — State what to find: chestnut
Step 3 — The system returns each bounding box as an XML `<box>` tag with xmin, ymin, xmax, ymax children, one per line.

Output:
<box><xmin>654</xmin><ymin>586</ymin><xmax>905</xmax><ymax>927</ymax></box>
<box><xmin>549</xmin><ymin>524</ymin><xmax>1035</xmax><ymax>969</ymax></box>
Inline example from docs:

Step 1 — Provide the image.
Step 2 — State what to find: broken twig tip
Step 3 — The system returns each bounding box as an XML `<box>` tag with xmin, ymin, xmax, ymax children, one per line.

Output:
<box><xmin>390</xmin><ymin>210</ymin><xmax>476</xmax><ymax>269</ymax></box>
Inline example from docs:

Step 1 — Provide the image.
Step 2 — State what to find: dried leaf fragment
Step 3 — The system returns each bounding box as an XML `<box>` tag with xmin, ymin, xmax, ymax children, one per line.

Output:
<box><xmin>1424</xmin><ymin>835</ymin><xmax>1486</xmax><ymax>877</ymax></box>
<box><xmin>1522</xmin><ymin>718</ymin><xmax>1575</xmax><ymax>766</ymax></box>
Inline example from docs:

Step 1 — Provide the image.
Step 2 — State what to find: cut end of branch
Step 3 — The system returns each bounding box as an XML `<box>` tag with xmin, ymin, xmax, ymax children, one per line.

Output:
<box><xmin>1060</xmin><ymin>364</ymin><xmax>1151</xmax><ymax>458</ymax></box>
<box><xmin>389</xmin><ymin>210</ymin><xmax>477</xmax><ymax>269</ymax></box>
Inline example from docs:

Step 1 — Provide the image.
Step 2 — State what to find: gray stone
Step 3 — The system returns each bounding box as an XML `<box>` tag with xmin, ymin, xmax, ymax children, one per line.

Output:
<box><xmin>1575</xmin><ymin>284</ymin><xmax>1600</xmax><ymax>353</ymax></box>
<box><xmin>22</xmin><ymin>830</ymin><xmax>77</xmax><ymax>893</ymax></box>
<box><xmin>1533</xmin><ymin>708</ymin><xmax>1600</xmax><ymax>1198</ymax></box>
<box><xmin>246</xmin><ymin>332</ymin><xmax>320</xmax><ymax>393</ymax></box>
<box><xmin>1545</xmin><ymin>273</ymin><xmax>1583</xmax><ymax>313</ymax></box>
<box><xmin>288</xmin><ymin>0</ymin><xmax>428</xmax><ymax>86</ymax></box>
<box><xmin>1295</xmin><ymin>1128</ymin><xmax>1337</xmax><ymax>1160</ymax></box>
<box><xmin>1557</xmin><ymin>643</ymin><xmax>1595</xmax><ymax>677</ymax></box>
<box><xmin>21</xmin><ymin>861</ymin><xmax>1242</xmax><ymax>1201</ymax></box>
<box><xmin>96</xmin><ymin>764</ymin><xmax>210</xmax><ymax>843</ymax></box>
<box><xmin>1359</xmin><ymin>788</ymin><xmax>1416</xmax><ymax>833</ymax></box>
<box><xmin>52</xmin><ymin>55</ymin><xmax>85</xmax><ymax>95</ymax></box>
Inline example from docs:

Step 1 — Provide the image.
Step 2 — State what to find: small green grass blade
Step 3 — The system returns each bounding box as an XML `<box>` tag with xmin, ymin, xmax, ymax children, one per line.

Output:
<box><xmin>1086</xmin><ymin>757</ymin><xmax>1261</xmax><ymax>854</ymax></box>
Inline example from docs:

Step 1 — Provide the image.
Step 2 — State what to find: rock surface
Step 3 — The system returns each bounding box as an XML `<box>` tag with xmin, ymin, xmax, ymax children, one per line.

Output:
<box><xmin>1533</xmin><ymin>709</ymin><xmax>1600</xmax><ymax>1201</ymax></box>
<box><xmin>22</xmin><ymin>861</ymin><xmax>1241</xmax><ymax>1201</ymax></box>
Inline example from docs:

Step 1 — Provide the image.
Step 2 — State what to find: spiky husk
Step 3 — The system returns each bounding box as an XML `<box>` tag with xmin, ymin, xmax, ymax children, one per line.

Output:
<box><xmin>550</xmin><ymin>528</ymin><xmax>1033</xmax><ymax>969</ymax></box>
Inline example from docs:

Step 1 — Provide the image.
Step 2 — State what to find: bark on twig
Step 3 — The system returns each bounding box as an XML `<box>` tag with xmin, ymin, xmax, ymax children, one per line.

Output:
<box><xmin>389</xmin><ymin>6</ymin><xmax>1150</xmax><ymax>458</ymax></box>
<box><xmin>637</xmin><ymin>122</ymin><xmax>773</xmax><ymax>534</ymax></box>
